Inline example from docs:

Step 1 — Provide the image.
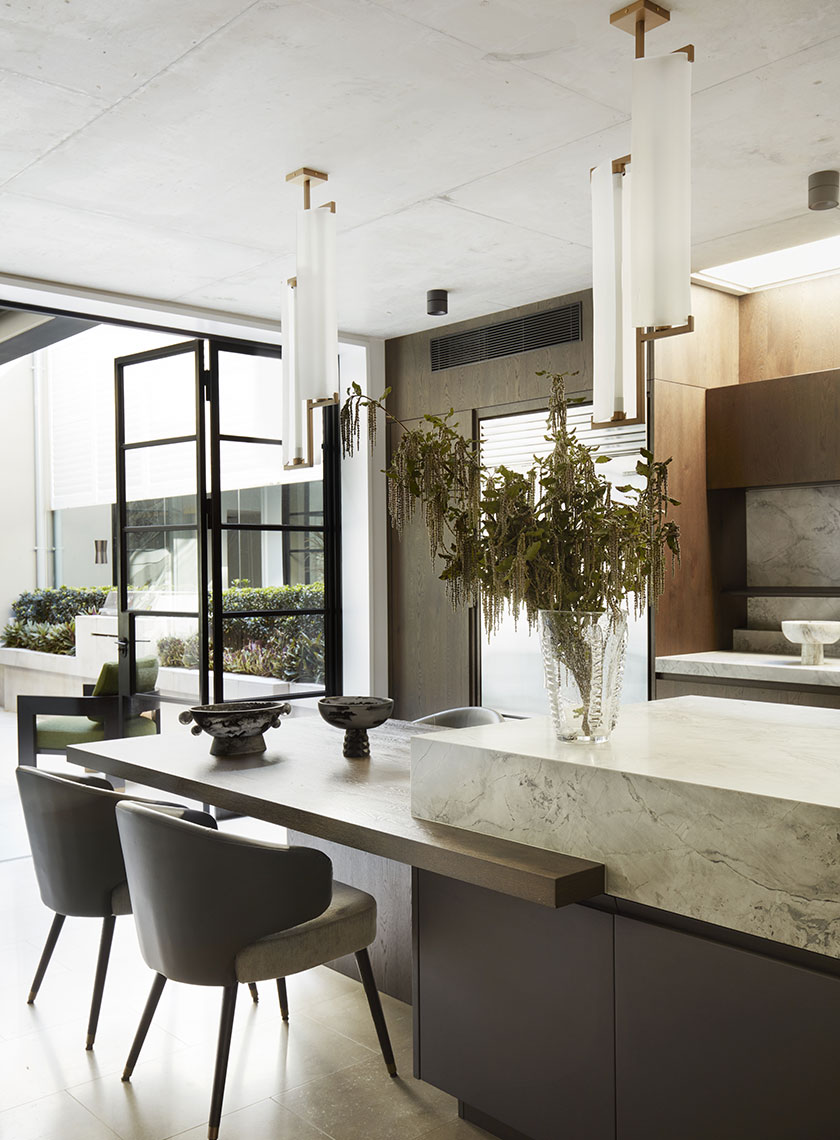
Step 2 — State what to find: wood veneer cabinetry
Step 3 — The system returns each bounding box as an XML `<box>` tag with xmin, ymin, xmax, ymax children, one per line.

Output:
<box><xmin>706</xmin><ymin>369</ymin><xmax>840</xmax><ymax>489</ymax></box>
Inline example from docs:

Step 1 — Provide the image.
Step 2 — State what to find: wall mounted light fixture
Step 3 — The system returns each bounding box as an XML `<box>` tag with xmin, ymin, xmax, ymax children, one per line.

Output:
<box><xmin>591</xmin><ymin>0</ymin><xmax>694</xmax><ymax>429</ymax></box>
<box><xmin>94</xmin><ymin>539</ymin><xmax>108</xmax><ymax>565</ymax></box>
<box><xmin>283</xmin><ymin>167</ymin><xmax>339</xmax><ymax>469</ymax></box>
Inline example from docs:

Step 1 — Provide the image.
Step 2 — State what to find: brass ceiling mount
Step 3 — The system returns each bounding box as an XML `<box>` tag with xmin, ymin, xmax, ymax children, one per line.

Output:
<box><xmin>610</xmin><ymin>0</ymin><xmax>670</xmax><ymax>58</ymax></box>
<box><xmin>285</xmin><ymin>167</ymin><xmax>328</xmax><ymax>210</ymax></box>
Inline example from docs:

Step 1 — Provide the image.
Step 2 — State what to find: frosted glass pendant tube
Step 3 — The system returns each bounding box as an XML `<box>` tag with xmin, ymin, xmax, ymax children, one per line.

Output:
<box><xmin>630</xmin><ymin>53</ymin><xmax>692</xmax><ymax>329</ymax></box>
<box><xmin>591</xmin><ymin>164</ymin><xmax>636</xmax><ymax>422</ymax></box>
<box><xmin>294</xmin><ymin>207</ymin><xmax>339</xmax><ymax>402</ymax></box>
<box><xmin>282</xmin><ymin>281</ymin><xmax>304</xmax><ymax>466</ymax></box>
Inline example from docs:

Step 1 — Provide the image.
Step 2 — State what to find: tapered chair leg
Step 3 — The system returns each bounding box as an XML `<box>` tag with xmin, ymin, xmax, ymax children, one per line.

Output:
<box><xmin>28</xmin><ymin>913</ymin><xmax>65</xmax><ymax>1004</ymax></box>
<box><xmin>355</xmin><ymin>949</ymin><xmax>397</xmax><ymax>1077</ymax></box>
<box><xmin>86</xmin><ymin>914</ymin><xmax>116</xmax><ymax>1049</ymax></box>
<box><xmin>208</xmin><ymin>984</ymin><xmax>238</xmax><ymax>1140</ymax></box>
<box><xmin>248</xmin><ymin>982</ymin><xmax>259</xmax><ymax>1003</ymax></box>
<box><xmin>123</xmin><ymin>973</ymin><xmax>167</xmax><ymax>1080</ymax></box>
<box><xmin>276</xmin><ymin>977</ymin><xmax>289</xmax><ymax>1022</ymax></box>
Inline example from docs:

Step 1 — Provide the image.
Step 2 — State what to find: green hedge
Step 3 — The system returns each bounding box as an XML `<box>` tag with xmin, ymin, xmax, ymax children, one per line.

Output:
<box><xmin>3</xmin><ymin>586</ymin><xmax>109</xmax><ymax>655</ymax></box>
<box><xmin>158</xmin><ymin>583</ymin><xmax>326</xmax><ymax>685</ymax></box>
<box><xmin>10</xmin><ymin>586</ymin><xmax>109</xmax><ymax>625</ymax></box>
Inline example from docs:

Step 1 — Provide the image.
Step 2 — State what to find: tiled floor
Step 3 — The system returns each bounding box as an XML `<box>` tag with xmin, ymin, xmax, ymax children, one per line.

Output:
<box><xmin>0</xmin><ymin>712</ymin><xmax>489</xmax><ymax>1140</ymax></box>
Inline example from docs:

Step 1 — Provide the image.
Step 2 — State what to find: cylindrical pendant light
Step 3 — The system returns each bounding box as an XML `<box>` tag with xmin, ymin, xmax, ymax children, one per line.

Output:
<box><xmin>630</xmin><ymin>52</ymin><xmax>692</xmax><ymax>328</ymax></box>
<box><xmin>282</xmin><ymin>279</ymin><xmax>304</xmax><ymax>467</ymax></box>
<box><xmin>591</xmin><ymin>163</ymin><xmax>636</xmax><ymax>423</ymax></box>
<box><xmin>295</xmin><ymin>206</ymin><xmax>338</xmax><ymax>403</ymax></box>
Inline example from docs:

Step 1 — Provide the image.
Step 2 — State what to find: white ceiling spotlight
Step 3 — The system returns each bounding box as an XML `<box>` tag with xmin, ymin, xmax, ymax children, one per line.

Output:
<box><xmin>283</xmin><ymin>167</ymin><xmax>339</xmax><ymax>469</ymax></box>
<box><xmin>590</xmin><ymin>0</ymin><xmax>694</xmax><ymax>430</ymax></box>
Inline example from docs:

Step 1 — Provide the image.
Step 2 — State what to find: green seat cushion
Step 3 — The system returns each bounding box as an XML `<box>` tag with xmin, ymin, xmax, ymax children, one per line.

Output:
<box><xmin>36</xmin><ymin>714</ymin><xmax>158</xmax><ymax>752</ymax></box>
<box><xmin>89</xmin><ymin>657</ymin><xmax>159</xmax><ymax>723</ymax></box>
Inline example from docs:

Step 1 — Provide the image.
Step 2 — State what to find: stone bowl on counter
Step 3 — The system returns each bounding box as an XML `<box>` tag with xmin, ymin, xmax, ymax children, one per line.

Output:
<box><xmin>318</xmin><ymin>696</ymin><xmax>394</xmax><ymax>759</ymax></box>
<box><xmin>179</xmin><ymin>700</ymin><xmax>292</xmax><ymax>756</ymax></box>
<box><xmin>781</xmin><ymin>620</ymin><xmax>840</xmax><ymax>666</ymax></box>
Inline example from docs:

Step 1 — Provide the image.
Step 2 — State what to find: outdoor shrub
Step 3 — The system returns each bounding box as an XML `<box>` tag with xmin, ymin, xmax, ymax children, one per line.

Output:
<box><xmin>2</xmin><ymin>619</ymin><xmax>76</xmax><ymax>656</ymax></box>
<box><xmin>219</xmin><ymin>582</ymin><xmax>324</xmax><ymax>651</ymax></box>
<box><xmin>10</xmin><ymin>586</ymin><xmax>109</xmax><ymax>625</ymax></box>
<box><xmin>182</xmin><ymin>634</ymin><xmax>201</xmax><ymax>669</ymax></box>
<box><xmin>157</xmin><ymin>636</ymin><xmax>185</xmax><ymax>667</ymax></box>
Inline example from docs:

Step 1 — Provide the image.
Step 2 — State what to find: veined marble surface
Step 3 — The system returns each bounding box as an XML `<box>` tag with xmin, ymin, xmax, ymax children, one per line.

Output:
<box><xmin>656</xmin><ymin>650</ymin><xmax>840</xmax><ymax>686</ymax></box>
<box><xmin>411</xmin><ymin>696</ymin><xmax>840</xmax><ymax>957</ymax></box>
<box><xmin>747</xmin><ymin>485</ymin><xmax>840</xmax><ymax>588</ymax></box>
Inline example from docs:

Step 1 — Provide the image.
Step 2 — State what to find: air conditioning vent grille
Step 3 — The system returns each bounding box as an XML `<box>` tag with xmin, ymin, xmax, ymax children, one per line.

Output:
<box><xmin>430</xmin><ymin>302</ymin><xmax>582</xmax><ymax>372</ymax></box>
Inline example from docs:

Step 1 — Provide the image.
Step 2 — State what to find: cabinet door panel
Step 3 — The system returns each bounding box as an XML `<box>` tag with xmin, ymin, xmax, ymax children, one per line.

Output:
<box><xmin>416</xmin><ymin>872</ymin><xmax>615</xmax><ymax>1140</ymax></box>
<box><xmin>616</xmin><ymin>916</ymin><xmax>840</xmax><ymax>1140</ymax></box>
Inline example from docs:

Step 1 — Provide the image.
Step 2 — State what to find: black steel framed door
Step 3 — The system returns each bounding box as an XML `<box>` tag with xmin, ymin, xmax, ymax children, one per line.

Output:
<box><xmin>114</xmin><ymin>340</ymin><xmax>210</xmax><ymax>717</ymax></box>
<box><xmin>115</xmin><ymin>337</ymin><xmax>341</xmax><ymax>715</ymax></box>
<box><xmin>206</xmin><ymin>341</ymin><xmax>341</xmax><ymax>702</ymax></box>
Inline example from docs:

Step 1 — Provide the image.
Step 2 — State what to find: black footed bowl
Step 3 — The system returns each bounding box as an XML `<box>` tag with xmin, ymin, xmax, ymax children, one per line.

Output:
<box><xmin>318</xmin><ymin>696</ymin><xmax>394</xmax><ymax>759</ymax></box>
<box><xmin>179</xmin><ymin>701</ymin><xmax>291</xmax><ymax>757</ymax></box>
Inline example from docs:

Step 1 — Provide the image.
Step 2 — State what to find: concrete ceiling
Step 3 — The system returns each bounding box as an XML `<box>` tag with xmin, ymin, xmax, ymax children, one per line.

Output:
<box><xmin>3</xmin><ymin>0</ymin><xmax>840</xmax><ymax>338</ymax></box>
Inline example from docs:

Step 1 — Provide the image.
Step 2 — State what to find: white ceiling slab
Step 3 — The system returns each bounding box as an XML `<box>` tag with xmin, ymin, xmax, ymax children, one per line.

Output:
<box><xmin>0</xmin><ymin>0</ymin><xmax>839</xmax><ymax>336</ymax></box>
<box><xmin>177</xmin><ymin>197</ymin><xmax>593</xmax><ymax>338</ymax></box>
<box><xmin>0</xmin><ymin>70</ymin><xmax>107</xmax><ymax>183</ymax></box>
<box><xmin>0</xmin><ymin>193</ymin><xmax>273</xmax><ymax>299</ymax></box>
<box><xmin>6</xmin><ymin>0</ymin><xmax>623</xmax><ymax>247</ymax></box>
<box><xmin>0</xmin><ymin>0</ymin><xmax>261</xmax><ymax>101</ymax></box>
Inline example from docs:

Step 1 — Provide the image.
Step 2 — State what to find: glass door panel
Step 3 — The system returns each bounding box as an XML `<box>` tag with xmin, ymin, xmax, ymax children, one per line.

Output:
<box><xmin>209</xmin><ymin>341</ymin><xmax>327</xmax><ymax>700</ymax></box>
<box><xmin>115</xmin><ymin>340</ymin><xmax>208</xmax><ymax>714</ymax></box>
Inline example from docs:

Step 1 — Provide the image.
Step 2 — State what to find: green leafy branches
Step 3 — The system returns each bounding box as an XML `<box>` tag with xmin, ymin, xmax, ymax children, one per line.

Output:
<box><xmin>341</xmin><ymin>372</ymin><xmax>680</xmax><ymax>631</ymax></box>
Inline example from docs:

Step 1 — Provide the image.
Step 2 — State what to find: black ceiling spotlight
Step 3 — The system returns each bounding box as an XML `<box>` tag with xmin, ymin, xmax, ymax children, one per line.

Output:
<box><xmin>427</xmin><ymin>289</ymin><xmax>448</xmax><ymax>316</ymax></box>
<box><xmin>808</xmin><ymin>170</ymin><xmax>839</xmax><ymax>211</ymax></box>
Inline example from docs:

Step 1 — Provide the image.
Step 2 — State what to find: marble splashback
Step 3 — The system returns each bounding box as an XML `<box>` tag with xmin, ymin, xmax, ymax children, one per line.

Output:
<box><xmin>746</xmin><ymin>485</ymin><xmax>840</xmax><ymax>588</ymax></box>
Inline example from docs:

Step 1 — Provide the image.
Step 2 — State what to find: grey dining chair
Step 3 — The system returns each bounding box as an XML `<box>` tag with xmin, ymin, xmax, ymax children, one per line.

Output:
<box><xmin>412</xmin><ymin>705</ymin><xmax>504</xmax><ymax>728</ymax></box>
<box><xmin>15</xmin><ymin>766</ymin><xmax>216</xmax><ymax>1049</ymax></box>
<box><xmin>116</xmin><ymin>801</ymin><xmax>397</xmax><ymax>1140</ymax></box>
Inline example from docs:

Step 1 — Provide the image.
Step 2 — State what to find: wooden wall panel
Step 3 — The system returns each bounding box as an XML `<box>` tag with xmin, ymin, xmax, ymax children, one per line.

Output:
<box><xmin>706</xmin><ymin>370</ymin><xmax>840</xmax><ymax>489</ymax></box>
<box><xmin>652</xmin><ymin>380</ymin><xmax>716</xmax><ymax>655</ymax></box>
<box><xmin>387</xmin><ymin>414</ymin><xmax>472</xmax><ymax>721</ymax></box>
<box><xmin>385</xmin><ymin>290</ymin><xmax>594</xmax><ymax>719</ymax></box>
<box><xmin>739</xmin><ymin>275</ymin><xmax>840</xmax><ymax>384</ymax></box>
<box><xmin>652</xmin><ymin>286</ymin><xmax>740</xmax><ymax>656</ymax></box>
<box><xmin>656</xmin><ymin>284</ymin><xmax>740</xmax><ymax>389</ymax></box>
<box><xmin>385</xmin><ymin>290</ymin><xmax>592</xmax><ymax>422</ymax></box>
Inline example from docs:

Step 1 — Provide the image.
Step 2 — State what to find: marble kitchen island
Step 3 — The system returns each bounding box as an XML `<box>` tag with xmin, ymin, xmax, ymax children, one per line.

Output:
<box><xmin>409</xmin><ymin>696</ymin><xmax>840</xmax><ymax>1140</ymax></box>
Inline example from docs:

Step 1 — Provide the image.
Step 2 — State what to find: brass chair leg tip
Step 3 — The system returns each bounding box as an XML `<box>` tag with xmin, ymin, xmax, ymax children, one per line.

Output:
<box><xmin>121</xmin><ymin>1071</ymin><xmax>131</xmax><ymax>1082</ymax></box>
<box><xmin>387</xmin><ymin>1063</ymin><xmax>398</xmax><ymax>1077</ymax></box>
<box><xmin>208</xmin><ymin>1127</ymin><xmax>219</xmax><ymax>1140</ymax></box>
<box><xmin>27</xmin><ymin>992</ymin><xmax>36</xmax><ymax>1004</ymax></box>
<box><xmin>85</xmin><ymin>1036</ymin><xmax>95</xmax><ymax>1050</ymax></box>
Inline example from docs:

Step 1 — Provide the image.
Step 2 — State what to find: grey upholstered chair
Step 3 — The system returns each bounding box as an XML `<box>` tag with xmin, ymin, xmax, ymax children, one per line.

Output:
<box><xmin>116</xmin><ymin>802</ymin><xmax>397</xmax><ymax>1140</ymax></box>
<box><xmin>15</xmin><ymin>766</ymin><xmax>215</xmax><ymax>1049</ymax></box>
<box><xmin>412</xmin><ymin>705</ymin><xmax>504</xmax><ymax>727</ymax></box>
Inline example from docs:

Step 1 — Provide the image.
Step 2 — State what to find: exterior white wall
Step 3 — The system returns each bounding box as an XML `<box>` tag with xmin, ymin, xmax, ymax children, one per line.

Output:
<box><xmin>53</xmin><ymin>503</ymin><xmax>113</xmax><ymax>587</ymax></box>
<box><xmin>0</xmin><ymin>355</ymin><xmax>37</xmax><ymax>621</ymax></box>
<box><xmin>339</xmin><ymin>337</ymin><xmax>389</xmax><ymax>698</ymax></box>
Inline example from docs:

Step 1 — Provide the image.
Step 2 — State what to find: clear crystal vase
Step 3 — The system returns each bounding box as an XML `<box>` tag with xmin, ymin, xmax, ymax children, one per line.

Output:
<box><xmin>538</xmin><ymin>610</ymin><xmax>628</xmax><ymax>743</ymax></box>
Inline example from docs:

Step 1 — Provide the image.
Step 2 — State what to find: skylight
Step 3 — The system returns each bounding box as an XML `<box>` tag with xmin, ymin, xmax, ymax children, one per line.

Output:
<box><xmin>693</xmin><ymin>234</ymin><xmax>840</xmax><ymax>293</ymax></box>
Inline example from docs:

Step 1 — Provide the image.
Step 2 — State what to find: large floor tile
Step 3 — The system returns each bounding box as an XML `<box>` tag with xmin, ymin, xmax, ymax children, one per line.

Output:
<box><xmin>69</xmin><ymin>1002</ymin><xmax>373</xmax><ymax>1140</ymax></box>
<box><xmin>169</xmin><ymin>1095</ymin><xmax>331</xmax><ymax>1140</ymax></box>
<box><xmin>0</xmin><ymin>1012</ymin><xmax>184</xmax><ymax>1113</ymax></box>
<box><xmin>305</xmin><ymin>985</ymin><xmax>414</xmax><ymax>1055</ymax></box>
<box><xmin>276</xmin><ymin>1051</ymin><xmax>458</xmax><ymax>1140</ymax></box>
<box><xmin>0</xmin><ymin>1089</ymin><xmax>122</xmax><ymax>1139</ymax></box>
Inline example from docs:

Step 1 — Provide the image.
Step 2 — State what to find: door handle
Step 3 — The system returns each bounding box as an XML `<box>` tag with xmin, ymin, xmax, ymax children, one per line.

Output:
<box><xmin>117</xmin><ymin>638</ymin><xmax>129</xmax><ymax>658</ymax></box>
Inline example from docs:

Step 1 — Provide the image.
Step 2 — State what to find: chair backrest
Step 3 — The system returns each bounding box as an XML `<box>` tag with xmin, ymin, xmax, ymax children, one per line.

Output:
<box><xmin>116</xmin><ymin>802</ymin><xmax>333</xmax><ymax>987</ymax></box>
<box><xmin>412</xmin><ymin>706</ymin><xmax>504</xmax><ymax>728</ymax></box>
<box><xmin>92</xmin><ymin>657</ymin><xmax>160</xmax><ymax>697</ymax></box>
<box><xmin>15</xmin><ymin>768</ymin><xmax>214</xmax><ymax>919</ymax></box>
<box><xmin>16</xmin><ymin>767</ymin><xmax>135</xmax><ymax>918</ymax></box>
